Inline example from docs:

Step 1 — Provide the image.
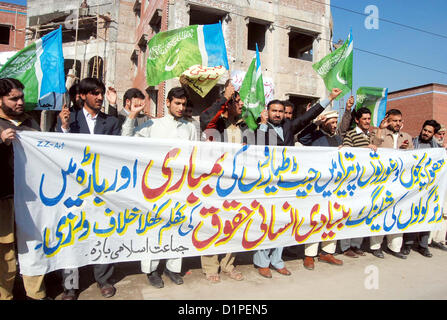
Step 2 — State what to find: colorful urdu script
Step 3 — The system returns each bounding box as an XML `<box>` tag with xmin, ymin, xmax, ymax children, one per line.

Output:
<box><xmin>13</xmin><ymin>131</ymin><xmax>447</xmax><ymax>275</ymax></box>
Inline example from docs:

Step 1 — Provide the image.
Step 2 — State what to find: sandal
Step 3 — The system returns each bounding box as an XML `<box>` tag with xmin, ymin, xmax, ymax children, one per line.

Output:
<box><xmin>205</xmin><ymin>274</ymin><xmax>221</xmax><ymax>283</ymax></box>
<box><xmin>224</xmin><ymin>269</ymin><xmax>244</xmax><ymax>281</ymax></box>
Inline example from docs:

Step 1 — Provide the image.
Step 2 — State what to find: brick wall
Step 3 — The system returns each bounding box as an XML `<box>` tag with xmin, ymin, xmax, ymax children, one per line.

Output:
<box><xmin>388</xmin><ymin>84</ymin><xmax>447</xmax><ymax>137</ymax></box>
<box><xmin>0</xmin><ymin>2</ymin><xmax>27</xmax><ymax>52</ymax></box>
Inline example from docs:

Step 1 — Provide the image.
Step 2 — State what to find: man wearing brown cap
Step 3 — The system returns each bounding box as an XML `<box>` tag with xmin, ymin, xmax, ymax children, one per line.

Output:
<box><xmin>297</xmin><ymin>96</ymin><xmax>354</xmax><ymax>270</ymax></box>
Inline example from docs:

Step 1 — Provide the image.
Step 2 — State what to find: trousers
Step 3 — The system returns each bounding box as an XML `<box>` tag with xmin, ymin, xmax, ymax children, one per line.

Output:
<box><xmin>61</xmin><ymin>263</ymin><xmax>114</xmax><ymax>289</ymax></box>
<box><xmin>0</xmin><ymin>198</ymin><xmax>46</xmax><ymax>300</ymax></box>
<box><xmin>201</xmin><ymin>253</ymin><xmax>235</xmax><ymax>275</ymax></box>
<box><xmin>339</xmin><ymin>237</ymin><xmax>363</xmax><ymax>252</ymax></box>
<box><xmin>370</xmin><ymin>234</ymin><xmax>402</xmax><ymax>252</ymax></box>
<box><xmin>253</xmin><ymin>248</ymin><xmax>284</xmax><ymax>269</ymax></box>
<box><xmin>141</xmin><ymin>258</ymin><xmax>182</xmax><ymax>274</ymax></box>
<box><xmin>304</xmin><ymin>240</ymin><xmax>336</xmax><ymax>257</ymax></box>
<box><xmin>0</xmin><ymin>242</ymin><xmax>46</xmax><ymax>300</ymax></box>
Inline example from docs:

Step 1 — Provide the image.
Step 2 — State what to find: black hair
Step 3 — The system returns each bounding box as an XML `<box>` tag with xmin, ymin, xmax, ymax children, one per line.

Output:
<box><xmin>267</xmin><ymin>99</ymin><xmax>284</xmax><ymax>110</ymax></box>
<box><xmin>0</xmin><ymin>78</ymin><xmax>24</xmax><ymax>97</ymax></box>
<box><xmin>423</xmin><ymin>119</ymin><xmax>441</xmax><ymax>134</ymax></box>
<box><xmin>355</xmin><ymin>107</ymin><xmax>371</xmax><ymax>120</ymax></box>
<box><xmin>386</xmin><ymin>109</ymin><xmax>402</xmax><ymax>117</ymax></box>
<box><xmin>123</xmin><ymin>88</ymin><xmax>145</xmax><ymax>107</ymax></box>
<box><xmin>167</xmin><ymin>86</ymin><xmax>188</xmax><ymax>102</ymax></box>
<box><xmin>78</xmin><ymin>77</ymin><xmax>106</xmax><ymax>95</ymax></box>
<box><xmin>282</xmin><ymin>100</ymin><xmax>295</xmax><ymax>110</ymax></box>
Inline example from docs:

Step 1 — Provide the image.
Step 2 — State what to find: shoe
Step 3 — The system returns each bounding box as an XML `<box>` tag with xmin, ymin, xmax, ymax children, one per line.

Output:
<box><xmin>61</xmin><ymin>289</ymin><xmax>78</xmax><ymax>300</ymax></box>
<box><xmin>318</xmin><ymin>253</ymin><xmax>343</xmax><ymax>265</ymax></box>
<box><xmin>430</xmin><ymin>241</ymin><xmax>447</xmax><ymax>251</ymax></box>
<box><xmin>371</xmin><ymin>249</ymin><xmax>384</xmax><ymax>259</ymax></box>
<box><xmin>401</xmin><ymin>245</ymin><xmax>411</xmax><ymax>255</ymax></box>
<box><xmin>98</xmin><ymin>283</ymin><xmax>116</xmax><ymax>298</ymax></box>
<box><xmin>257</xmin><ymin>267</ymin><xmax>272</xmax><ymax>278</ymax></box>
<box><xmin>417</xmin><ymin>246</ymin><xmax>433</xmax><ymax>258</ymax></box>
<box><xmin>352</xmin><ymin>247</ymin><xmax>366</xmax><ymax>256</ymax></box>
<box><xmin>303</xmin><ymin>257</ymin><xmax>314</xmax><ymax>270</ymax></box>
<box><xmin>274</xmin><ymin>267</ymin><xmax>291</xmax><ymax>276</ymax></box>
<box><xmin>343</xmin><ymin>248</ymin><xmax>358</xmax><ymax>258</ymax></box>
<box><xmin>147</xmin><ymin>272</ymin><xmax>164</xmax><ymax>288</ymax></box>
<box><xmin>386</xmin><ymin>249</ymin><xmax>407</xmax><ymax>259</ymax></box>
<box><xmin>164</xmin><ymin>269</ymin><xmax>183</xmax><ymax>285</ymax></box>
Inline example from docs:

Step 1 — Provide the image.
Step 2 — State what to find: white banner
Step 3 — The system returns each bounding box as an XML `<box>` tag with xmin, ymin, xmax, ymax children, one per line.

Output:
<box><xmin>14</xmin><ymin>131</ymin><xmax>447</xmax><ymax>275</ymax></box>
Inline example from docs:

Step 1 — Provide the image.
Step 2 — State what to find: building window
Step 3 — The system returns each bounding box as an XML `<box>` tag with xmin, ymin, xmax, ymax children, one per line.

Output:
<box><xmin>88</xmin><ymin>56</ymin><xmax>103</xmax><ymax>81</ymax></box>
<box><xmin>146</xmin><ymin>87</ymin><xmax>158</xmax><ymax>118</ymax></box>
<box><xmin>288</xmin><ymin>29</ymin><xmax>316</xmax><ymax>61</ymax></box>
<box><xmin>287</xmin><ymin>95</ymin><xmax>318</xmax><ymax>118</ymax></box>
<box><xmin>64</xmin><ymin>59</ymin><xmax>82</xmax><ymax>79</ymax></box>
<box><xmin>189</xmin><ymin>6</ymin><xmax>226</xmax><ymax>25</ymax></box>
<box><xmin>149</xmin><ymin>9</ymin><xmax>162</xmax><ymax>34</ymax></box>
<box><xmin>0</xmin><ymin>25</ymin><xmax>11</xmax><ymax>45</ymax></box>
<box><xmin>247</xmin><ymin>21</ymin><xmax>267</xmax><ymax>52</ymax></box>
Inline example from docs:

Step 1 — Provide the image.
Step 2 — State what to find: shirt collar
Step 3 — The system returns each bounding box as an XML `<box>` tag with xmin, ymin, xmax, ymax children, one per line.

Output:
<box><xmin>355</xmin><ymin>126</ymin><xmax>369</xmax><ymax>135</ymax></box>
<box><xmin>83</xmin><ymin>107</ymin><xmax>98</xmax><ymax>120</ymax></box>
<box><xmin>165</xmin><ymin>111</ymin><xmax>188</xmax><ymax>124</ymax></box>
<box><xmin>0</xmin><ymin>112</ymin><xmax>31</xmax><ymax>126</ymax></box>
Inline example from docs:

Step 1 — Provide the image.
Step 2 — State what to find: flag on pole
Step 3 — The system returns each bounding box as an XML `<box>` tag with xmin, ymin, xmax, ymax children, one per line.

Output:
<box><xmin>0</xmin><ymin>26</ymin><xmax>66</xmax><ymax>111</ymax></box>
<box><xmin>239</xmin><ymin>44</ymin><xmax>265</xmax><ymax>131</ymax></box>
<box><xmin>312</xmin><ymin>30</ymin><xmax>353</xmax><ymax>100</ymax></box>
<box><xmin>355</xmin><ymin>86</ymin><xmax>388</xmax><ymax>127</ymax></box>
<box><xmin>146</xmin><ymin>23</ymin><xmax>229</xmax><ymax>86</ymax></box>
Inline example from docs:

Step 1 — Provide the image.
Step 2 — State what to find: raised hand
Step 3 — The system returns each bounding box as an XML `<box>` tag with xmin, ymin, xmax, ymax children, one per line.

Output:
<box><xmin>379</xmin><ymin>115</ymin><xmax>390</xmax><ymax>129</ymax></box>
<box><xmin>260</xmin><ymin>108</ymin><xmax>268</xmax><ymax>125</ymax></box>
<box><xmin>224</xmin><ymin>82</ymin><xmax>235</xmax><ymax>101</ymax></box>
<box><xmin>129</xmin><ymin>98</ymin><xmax>145</xmax><ymax>119</ymax></box>
<box><xmin>346</xmin><ymin>95</ymin><xmax>355</xmax><ymax>111</ymax></box>
<box><xmin>59</xmin><ymin>104</ymin><xmax>70</xmax><ymax>130</ymax></box>
<box><xmin>329</xmin><ymin>88</ymin><xmax>343</xmax><ymax>101</ymax></box>
<box><xmin>106</xmin><ymin>87</ymin><xmax>117</xmax><ymax>106</ymax></box>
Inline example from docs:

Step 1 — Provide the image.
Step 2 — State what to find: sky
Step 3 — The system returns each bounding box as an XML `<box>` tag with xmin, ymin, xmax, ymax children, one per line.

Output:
<box><xmin>331</xmin><ymin>0</ymin><xmax>447</xmax><ymax>93</ymax></box>
<box><xmin>3</xmin><ymin>0</ymin><xmax>446</xmax><ymax>94</ymax></box>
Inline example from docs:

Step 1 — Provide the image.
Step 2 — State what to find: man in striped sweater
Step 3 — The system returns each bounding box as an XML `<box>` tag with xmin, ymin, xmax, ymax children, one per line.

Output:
<box><xmin>340</xmin><ymin>107</ymin><xmax>377</xmax><ymax>258</ymax></box>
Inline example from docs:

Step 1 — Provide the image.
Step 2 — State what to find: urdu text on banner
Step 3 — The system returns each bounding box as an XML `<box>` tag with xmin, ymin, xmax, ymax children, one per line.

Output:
<box><xmin>13</xmin><ymin>131</ymin><xmax>447</xmax><ymax>275</ymax></box>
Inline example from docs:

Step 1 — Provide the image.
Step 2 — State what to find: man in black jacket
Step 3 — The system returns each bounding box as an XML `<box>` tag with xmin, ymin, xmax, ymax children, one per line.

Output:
<box><xmin>253</xmin><ymin>88</ymin><xmax>342</xmax><ymax>277</ymax></box>
<box><xmin>57</xmin><ymin>77</ymin><xmax>120</xmax><ymax>300</ymax></box>
<box><xmin>256</xmin><ymin>88</ymin><xmax>342</xmax><ymax>147</ymax></box>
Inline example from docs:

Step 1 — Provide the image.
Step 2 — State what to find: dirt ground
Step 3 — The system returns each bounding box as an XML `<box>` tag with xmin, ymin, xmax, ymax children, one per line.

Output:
<box><xmin>12</xmin><ymin>241</ymin><xmax>447</xmax><ymax>300</ymax></box>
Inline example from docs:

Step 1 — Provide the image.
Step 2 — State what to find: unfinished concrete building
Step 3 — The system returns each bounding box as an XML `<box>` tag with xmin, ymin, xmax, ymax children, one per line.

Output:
<box><xmin>26</xmin><ymin>0</ymin><xmax>333</xmax><ymax>123</ymax></box>
<box><xmin>26</xmin><ymin>0</ymin><xmax>137</xmax><ymax>129</ymax></box>
<box><xmin>133</xmin><ymin>0</ymin><xmax>333</xmax><ymax>118</ymax></box>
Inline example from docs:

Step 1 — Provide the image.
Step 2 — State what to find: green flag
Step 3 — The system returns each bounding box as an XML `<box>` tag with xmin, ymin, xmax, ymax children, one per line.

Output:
<box><xmin>146</xmin><ymin>23</ymin><xmax>229</xmax><ymax>86</ymax></box>
<box><xmin>0</xmin><ymin>27</ymin><xmax>66</xmax><ymax>110</ymax></box>
<box><xmin>312</xmin><ymin>31</ymin><xmax>353</xmax><ymax>100</ymax></box>
<box><xmin>240</xmin><ymin>44</ymin><xmax>265</xmax><ymax>131</ymax></box>
<box><xmin>355</xmin><ymin>86</ymin><xmax>388</xmax><ymax>127</ymax></box>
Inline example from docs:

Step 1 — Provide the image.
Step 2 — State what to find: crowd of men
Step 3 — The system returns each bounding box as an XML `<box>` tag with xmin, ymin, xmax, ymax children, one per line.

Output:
<box><xmin>1</xmin><ymin>76</ymin><xmax>446</xmax><ymax>300</ymax></box>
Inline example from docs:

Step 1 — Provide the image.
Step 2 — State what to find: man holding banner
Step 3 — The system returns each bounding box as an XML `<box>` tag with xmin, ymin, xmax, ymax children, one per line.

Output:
<box><xmin>122</xmin><ymin>86</ymin><xmax>197</xmax><ymax>288</ymax></box>
<box><xmin>340</xmin><ymin>107</ymin><xmax>377</xmax><ymax>258</ymax></box>
<box><xmin>57</xmin><ymin>77</ymin><xmax>120</xmax><ymax>299</ymax></box>
<box><xmin>0</xmin><ymin>78</ymin><xmax>49</xmax><ymax>300</ymax></box>
<box><xmin>370</xmin><ymin>109</ymin><xmax>413</xmax><ymax>259</ymax></box>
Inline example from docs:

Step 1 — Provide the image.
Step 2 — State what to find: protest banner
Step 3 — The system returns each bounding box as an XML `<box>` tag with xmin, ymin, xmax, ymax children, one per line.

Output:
<box><xmin>0</xmin><ymin>27</ymin><xmax>66</xmax><ymax>111</ymax></box>
<box><xmin>181</xmin><ymin>65</ymin><xmax>226</xmax><ymax>97</ymax></box>
<box><xmin>14</xmin><ymin>131</ymin><xmax>447</xmax><ymax>275</ymax></box>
